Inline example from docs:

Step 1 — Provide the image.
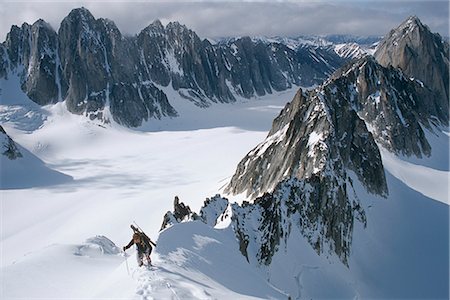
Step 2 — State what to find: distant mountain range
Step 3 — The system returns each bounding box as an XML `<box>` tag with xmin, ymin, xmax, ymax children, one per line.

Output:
<box><xmin>0</xmin><ymin>7</ymin><xmax>383</xmax><ymax>127</ymax></box>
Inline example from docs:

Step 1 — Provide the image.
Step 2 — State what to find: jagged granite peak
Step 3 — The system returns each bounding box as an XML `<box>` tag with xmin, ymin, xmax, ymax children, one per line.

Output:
<box><xmin>25</xmin><ymin>19</ymin><xmax>60</xmax><ymax>104</ymax></box>
<box><xmin>227</xmin><ymin>49</ymin><xmax>443</xmax><ymax>200</ymax></box>
<box><xmin>58</xmin><ymin>7</ymin><xmax>116</xmax><ymax>115</ymax></box>
<box><xmin>3</xmin><ymin>19</ymin><xmax>60</xmax><ymax>105</ymax></box>
<box><xmin>226</xmin><ymin>74</ymin><xmax>388</xmax><ymax>199</ymax></box>
<box><xmin>331</xmin><ymin>55</ymin><xmax>438</xmax><ymax>157</ymax></box>
<box><xmin>4</xmin><ymin>23</ymin><xmax>32</xmax><ymax>69</ymax></box>
<box><xmin>151</xmin><ymin>19</ymin><xmax>164</xmax><ymax>29</ymax></box>
<box><xmin>58</xmin><ymin>7</ymin><xmax>176</xmax><ymax>126</ymax></box>
<box><xmin>166</xmin><ymin>21</ymin><xmax>193</xmax><ymax>36</ymax></box>
<box><xmin>64</xmin><ymin>7</ymin><xmax>96</xmax><ymax>24</ymax></box>
<box><xmin>32</xmin><ymin>19</ymin><xmax>54</xmax><ymax>31</ymax></box>
<box><xmin>141</xmin><ymin>19</ymin><xmax>165</xmax><ymax>36</ymax></box>
<box><xmin>223</xmin><ymin>48</ymin><xmax>446</xmax><ymax>265</ymax></box>
<box><xmin>224</xmin><ymin>65</ymin><xmax>390</xmax><ymax>266</ymax></box>
<box><xmin>1</xmin><ymin>7</ymin><xmax>347</xmax><ymax>127</ymax></box>
<box><xmin>374</xmin><ymin>15</ymin><xmax>449</xmax><ymax>123</ymax></box>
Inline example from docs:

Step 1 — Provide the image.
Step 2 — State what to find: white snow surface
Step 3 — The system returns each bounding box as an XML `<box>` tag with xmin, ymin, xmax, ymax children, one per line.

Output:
<box><xmin>1</xmin><ymin>80</ymin><xmax>449</xmax><ymax>299</ymax></box>
<box><xmin>381</xmin><ymin>148</ymin><xmax>449</xmax><ymax>205</ymax></box>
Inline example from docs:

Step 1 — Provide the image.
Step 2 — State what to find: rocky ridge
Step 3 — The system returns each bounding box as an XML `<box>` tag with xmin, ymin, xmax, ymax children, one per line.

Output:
<box><xmin>161</xmin><ymin>16</ymin><xmax>449</xmax><ymax>268</ymax></box>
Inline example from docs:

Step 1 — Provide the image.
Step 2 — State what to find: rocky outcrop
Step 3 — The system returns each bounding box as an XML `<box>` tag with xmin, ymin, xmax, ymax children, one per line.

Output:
<box><xmin>1</xmin><ymin>7</ymin><xmax>346</xmax><ymax>127</ymax></box>
<box><xmin>226</xmin><ymin>63</ymin><xmax>389</xmax><ymax>199</ymax></box>
<box><xmin>160</xmin><ymin>196</ymin><xmax>199</xmax><ymax>230</ymax></box>
<box><xmin>374</xmin><ymin>15</ymin><xmax>449</xmax><ymax>124</ymax></box>
<box><xmin>226</xmin><ymin>50</ymin><xmax>443</xmax><ymax>199</ymax></box>
<box><xmin>1</xmin><ymin>125</ymin><xmax>73</xmax><ymax>189</ymax></box>
<box><xmin>1</xmin><ymin>125</ymin><xmax>23</xmax><ymax>160</ymax></box>
<box><xmin>160</xmin><ymin>187</ymin><xmax>366</xmax><ymax>267</ymax></box>
<box><xmin>160</xmin><ymin>195</ymin><xmax>229</xmax><ymax>230</ymax></box>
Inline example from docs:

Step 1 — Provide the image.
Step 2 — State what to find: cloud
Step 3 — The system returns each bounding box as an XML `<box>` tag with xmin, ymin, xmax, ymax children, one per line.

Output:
<box><xmin>0</xmin><ymin>1</ymin><xmax>448</xmax><ymax>41</ymax></box>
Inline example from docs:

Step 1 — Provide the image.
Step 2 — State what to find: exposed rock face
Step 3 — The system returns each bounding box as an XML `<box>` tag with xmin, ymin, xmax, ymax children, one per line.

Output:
<box><xmin>1</xmin><ymin>125</ymin><xmax>23</xmax><ymax>160</ymax></box>
<box><xmin>199</xmin><ymin>195</ymin><xmax>229</xmax><ymax>227</ymax></box>
<box><xmin>57</xmin><ymin>8</ymin><xmax>177</xmax><ymax>126</ymax></box>
<box><xmin>4</xmin><ymin>20</ymin><xmax>60</xmax><ymax>105</ymax></box>
<box><xmin>160</xmin><ymin>188</ymin><xmax>365</xmax><ymax>267</ymax></box>
<box><xmin>226</xmin><ymin>62</ymin><xmax>391</xmax><ymax>199</ymax></box>
<box><xmin>374</xmin><ymin>15</ymin><xmax>449</xmax><ymax>124</ymax></box>
<box><xmin>223</xmin><ymin>59</ymin><xmax>388</xmax><ymax>265</ymax></box>
<box><xmin>0</xmin><ymin>7</ymin><xmax>346</xmax><ymax>127</ymax></box>
<box><xmin>331</xmin><ymin>56</ymin><xmax>438</xmax><ymax>157</ymax></box>
<box><xmin>230</xmin><ymin>177</ymin><xmax>367</xmax><ymax>266</ymax></box>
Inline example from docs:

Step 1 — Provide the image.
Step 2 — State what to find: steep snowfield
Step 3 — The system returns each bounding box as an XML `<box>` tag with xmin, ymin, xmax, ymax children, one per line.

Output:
<box><xmin>1</xmin><ymin>79</ymin><xmax>448</xmax><ymax>298</ymax></box>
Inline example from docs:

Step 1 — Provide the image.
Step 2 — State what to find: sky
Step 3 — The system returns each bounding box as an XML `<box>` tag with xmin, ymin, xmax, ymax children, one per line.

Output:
<box><xmin>0</xmin><ymin>1</ymin><xmax>449</xmax><ymax>41</ymax></box>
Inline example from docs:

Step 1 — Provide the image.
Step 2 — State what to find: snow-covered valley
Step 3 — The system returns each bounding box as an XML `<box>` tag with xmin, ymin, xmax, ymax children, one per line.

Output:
<box><xmin>1</xmin><ymin>81</ymin><xmax>449</xmax><ymax>299</ymax></box>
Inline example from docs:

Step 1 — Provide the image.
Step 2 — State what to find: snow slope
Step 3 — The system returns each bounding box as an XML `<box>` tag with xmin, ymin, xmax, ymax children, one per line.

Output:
<box><xmin>1</xmin><ymin>75</ymin><xmax>448</xmax><ymax>298</ymax></box>
<box><xmin>0</xmin><ymin>82</ymin><xmax>298</xmax><ymax>298</ymax></box>
<box><xmin>1</xmin><ymin>128</ymin><xmax>73</xmax><ymax>189</ymax></box>
<box><xmin>264</xmin><ymin>170</ymin><xmax>449</xmax><ymax>299</ymax></box>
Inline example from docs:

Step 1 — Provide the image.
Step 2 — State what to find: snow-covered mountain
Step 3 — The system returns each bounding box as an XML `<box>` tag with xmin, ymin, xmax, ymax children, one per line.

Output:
<box><xmin>1</xmin><ymin>14</ymin><xmax>448</xmax><ymax>300</ymax></box>
<box><xmin>0</xmin><ymin>7</ymin><xmax>347</xmax><ymax>127</ymax></box>
<box><xmin>162</xmin><ymin>15</ymin><xmax>449</xmax><ymax>298</ymax></box>
<box><xmin>374</xmin><ymin>15</ymin><xmax>449</xmax><ymax>119</ymax></box>
<box><xmin>250</xmin><ymin>35</ymin><xmax>380</xmax><ymax>59</ymax></box>
<box><xmin>333</xmin><ymin>42</ymin><xmax>370</xmax><ymax>59</ymax></box>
